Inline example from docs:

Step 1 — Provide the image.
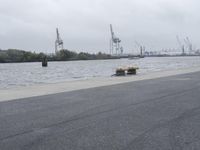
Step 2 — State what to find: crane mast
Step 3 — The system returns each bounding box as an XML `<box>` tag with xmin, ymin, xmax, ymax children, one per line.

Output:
<box><xmin>56</xmin><ymin>28</ymin><xmax>60</xmax><ymax>41</ymax></box>
<box><xmin>110</xmin><ymin>24</ymin><xmax>114</xmax><ymax>41</ymax></box>
<box><xmin>55</xmin><ymin>28</ymin><xmax>64</xmax><ymax>53</ymax></box>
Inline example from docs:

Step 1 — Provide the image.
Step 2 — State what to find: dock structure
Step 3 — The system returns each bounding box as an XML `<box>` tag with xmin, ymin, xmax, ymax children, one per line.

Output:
<box><xmin>42</xmin><ymin>56</ymin><xmax>48</xmax><ymax>67</ymax></box>
<box><xmin>116</xmin><ymin>66</ymin><xmax>139</xmax><ymax>76</ymax></box>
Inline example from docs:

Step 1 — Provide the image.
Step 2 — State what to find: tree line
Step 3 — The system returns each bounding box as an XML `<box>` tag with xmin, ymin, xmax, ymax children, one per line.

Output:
<box><xmin>0</xmin><ymin>49</ymin><xmax>114</xmax><ymax>63</ymax></box>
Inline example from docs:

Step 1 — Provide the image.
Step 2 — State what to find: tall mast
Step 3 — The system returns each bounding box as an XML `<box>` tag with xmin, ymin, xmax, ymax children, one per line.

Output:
<box><xmin>55</xmin><ymin>28</ymin><xmax>64</xmax><ymax>53</ymax></box>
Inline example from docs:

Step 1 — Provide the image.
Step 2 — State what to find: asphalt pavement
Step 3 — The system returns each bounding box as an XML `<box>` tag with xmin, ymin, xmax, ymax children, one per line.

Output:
<box><xmin>1</xmin><ymin>72</ymin><xmax>200</xmax><ymax>150</ymax></box>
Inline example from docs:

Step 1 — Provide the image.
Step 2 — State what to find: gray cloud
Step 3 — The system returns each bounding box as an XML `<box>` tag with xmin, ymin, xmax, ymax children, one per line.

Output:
<box><xmin>0</xmin><ymin>0</ymin><xmax>200</xmax><ymax>53</ymax></box>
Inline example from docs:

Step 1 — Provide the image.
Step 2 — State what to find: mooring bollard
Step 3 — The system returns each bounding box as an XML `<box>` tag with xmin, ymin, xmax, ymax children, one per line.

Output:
<box><xmin>127</xmin><ymin>67</ymin><xmax>139</xmax><ymax>75</ymax></box>
<box><xmin>42</xmin><ymin>56</ymin><xmax>48</xmax><ymax>67</ymax></box>
<box><xmin>115</xmin><ymin>66</ymin><xmax>139</xmax><ymax>76</ymax></box>
<box><xmin>116</xmin><ymin>68</ymin><xmax>126</xmax><ymax>76</ymax></box>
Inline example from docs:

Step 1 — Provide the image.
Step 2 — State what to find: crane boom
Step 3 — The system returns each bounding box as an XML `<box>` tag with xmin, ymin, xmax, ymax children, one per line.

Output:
<box><xmin>56</xmin><ymin>28</ymin><xmax>60</xmax><ymax>40</ymax></box>
<box><xmin>55</xmin><ymin>28</ymin><xmax>64</xmax><ymax>53</ymax></box>
<box><xmin>110</xmin><ymin>24</ymin><xmax>114</xmax><ymax>40</ymax></box>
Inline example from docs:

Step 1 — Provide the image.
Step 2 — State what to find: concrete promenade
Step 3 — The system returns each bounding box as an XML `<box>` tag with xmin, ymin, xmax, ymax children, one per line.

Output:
<box><xmin>1</xmin><ymin>67</ymin><xmax>200</xmax><ymax>102</ymax></box>
<box><xmin>1</xmin><ymin>71</ymin><xmax>200</xmax><ymax>149</ymax></box>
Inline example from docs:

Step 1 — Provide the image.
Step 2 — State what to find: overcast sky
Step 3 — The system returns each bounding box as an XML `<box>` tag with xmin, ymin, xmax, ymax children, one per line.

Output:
<box><xmin>0</xmin><ymin>0</ymin><xmax>200</xmax><ymax>53</ymax></box>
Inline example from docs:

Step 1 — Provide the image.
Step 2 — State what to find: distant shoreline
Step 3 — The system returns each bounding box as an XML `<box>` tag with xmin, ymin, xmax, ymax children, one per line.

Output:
<box><xmin>0</xmin><ymin>49</ymin><xmax>116</xmax><ymax>63</ymax></box>
<box><xmin>1</xmin><ymin>49</ymin><xmax>200</xmax><ymax>64</ymax></box>
<box><xmin>0</xmin><ymin>57</ymin><xmax>119</xmax><ymax>64</ymax></box>
<box><xmin>1</xmin><ymin>54</ymin><xmax>200</xmax><ymax>64</ymax></box>
<box><xmin>1</xmin><ymin>55</ymin><xmax>200</xmax><ymax>64</ymax></box>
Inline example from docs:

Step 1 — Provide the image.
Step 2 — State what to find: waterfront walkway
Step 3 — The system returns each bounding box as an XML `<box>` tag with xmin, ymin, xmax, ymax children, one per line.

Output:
<box><xmin>1</xmin><ymin>71</ymin><xmax>200</xmax><ymax>149</ymax></box>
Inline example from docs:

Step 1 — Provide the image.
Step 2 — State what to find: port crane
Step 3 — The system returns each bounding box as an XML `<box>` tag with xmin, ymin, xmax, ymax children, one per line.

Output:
<box><xmin>110</xmin><ymin>24</ymin><xmax>122</xmax><ymax>55</ymax></box>
<box><xmin>135</xmin><ymin>41</ymin><xmax>145</xmax><ymax>57</ymax></box>
<box><xmin>184</xmin><ymin>37</ymin><xmax>193</xmax><ymax>54</ymax></box>
<box><xmin>176</xmin><ymin>35</ymin><xmax>185</xmax><ymax>55</ymax></box>
<box><xmin>55</xmin><ymin>28</ymin><xmax>64</xmax><ymax>53</ymax></box>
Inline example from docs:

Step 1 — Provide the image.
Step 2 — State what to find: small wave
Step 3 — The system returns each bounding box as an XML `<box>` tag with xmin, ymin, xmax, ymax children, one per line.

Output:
<box><xmin>72</xmin><ymin>76</ymin><xmax>83</xmax><ymax>79</ymax></box>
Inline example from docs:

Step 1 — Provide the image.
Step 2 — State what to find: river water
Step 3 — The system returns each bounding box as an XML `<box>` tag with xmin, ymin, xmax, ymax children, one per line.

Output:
<box><xmin>0</xmin><ymin>56</ymin><xmax>200</xmax><ymax>89</ymax></box>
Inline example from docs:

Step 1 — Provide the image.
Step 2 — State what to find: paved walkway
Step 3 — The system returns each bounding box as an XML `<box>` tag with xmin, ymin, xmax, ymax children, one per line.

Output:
<box><xmin>1</xmin><ymin>71</ymin><xmax>200</xmax><ymax>149</ymax></box>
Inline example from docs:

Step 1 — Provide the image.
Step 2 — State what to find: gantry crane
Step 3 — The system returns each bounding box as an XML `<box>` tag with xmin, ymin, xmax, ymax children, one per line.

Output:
<box><xmin>55</xmin><ymin>28</ymin><xmax>64</xmax><ymax>53</ymax></box>
<box><xmin>184</xmin><ymin>37</ymin><xmax>193</xmax><ymax>54</ymax></box>
<box><xmin>176</xmin><ymin>35</ymin><xmax>185</xmax><ymax>55</ymax></box>
<box><xmin>110</xmin><ymin>24</ymin><xmax>122</xmax><ymax>55</ymax></box>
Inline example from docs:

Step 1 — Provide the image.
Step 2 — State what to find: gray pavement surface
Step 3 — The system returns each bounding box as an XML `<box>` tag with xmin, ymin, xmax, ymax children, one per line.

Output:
<box><xmin>1</xmin><ymin>72</ymin><xmax>200</xmax><ymax>150</ymax></box>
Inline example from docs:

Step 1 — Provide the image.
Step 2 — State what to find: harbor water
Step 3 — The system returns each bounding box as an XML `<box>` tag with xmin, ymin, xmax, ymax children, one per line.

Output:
<box><xmin>0</xmin><ymin>56</ymin><xmax>200</xmax><ymax>89</ymax></box>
